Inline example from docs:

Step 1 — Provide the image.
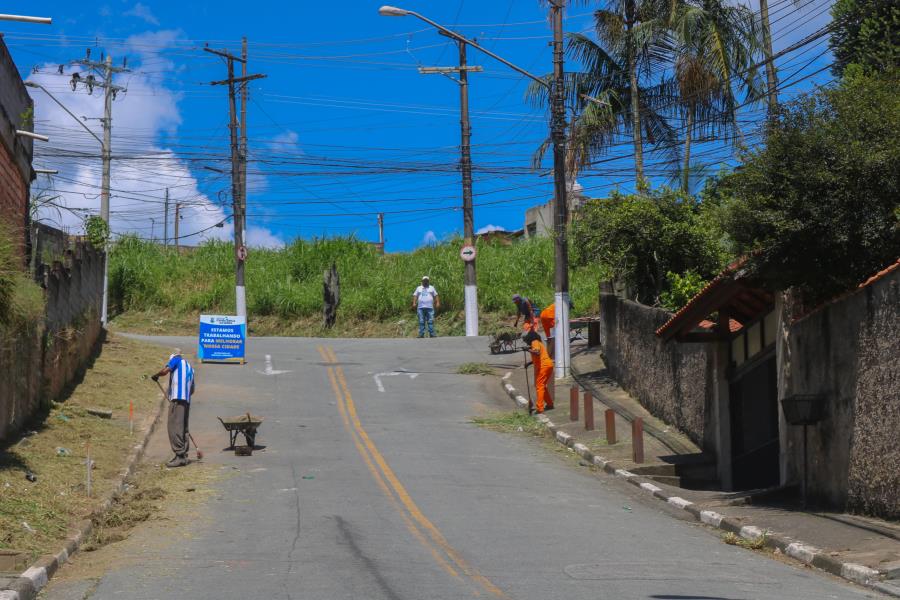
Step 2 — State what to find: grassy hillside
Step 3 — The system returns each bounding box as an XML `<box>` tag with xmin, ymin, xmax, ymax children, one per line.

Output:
<box><xmin>109</xmin><ymin>236</ymin><xmax>605</xmax><ymax>336</ymax></box>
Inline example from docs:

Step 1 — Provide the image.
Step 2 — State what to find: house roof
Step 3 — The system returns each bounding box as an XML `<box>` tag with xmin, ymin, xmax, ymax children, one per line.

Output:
<box><xmin>655</xmin><ymin>257</ymin><xmax>774</xmax><ymax>342</ymax></box>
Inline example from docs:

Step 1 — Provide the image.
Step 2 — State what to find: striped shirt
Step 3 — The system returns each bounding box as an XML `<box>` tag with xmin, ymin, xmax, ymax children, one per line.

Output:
<box><xmin>167</xmin><ymin>355</ymin><xmax>194</xmax><ymax>403</ymax></box>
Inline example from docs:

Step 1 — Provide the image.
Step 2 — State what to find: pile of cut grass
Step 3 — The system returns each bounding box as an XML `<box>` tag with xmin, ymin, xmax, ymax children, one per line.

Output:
<box><xmin>0</xmin><ymin>335</ymin><xmax>167</xmax><ymax>560</ymax></box>
<box><xmin>471</xmin><ymin>411</ymin><xmax>546</xmax><ymax>436</ymax></box>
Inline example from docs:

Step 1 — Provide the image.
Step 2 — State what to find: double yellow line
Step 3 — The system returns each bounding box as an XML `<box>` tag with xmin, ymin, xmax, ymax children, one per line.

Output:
<box><xmin>318</xmin><ymin>346</ymin><xmax>507</xmax><ymax>599</ymax></box>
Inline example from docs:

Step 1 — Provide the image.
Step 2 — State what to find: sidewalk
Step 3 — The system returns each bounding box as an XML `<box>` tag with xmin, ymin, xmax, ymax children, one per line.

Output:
<box><xmin>502</xmin><ymin>341</ymin><xmax>900</xmax><ymax>597</ymax></box>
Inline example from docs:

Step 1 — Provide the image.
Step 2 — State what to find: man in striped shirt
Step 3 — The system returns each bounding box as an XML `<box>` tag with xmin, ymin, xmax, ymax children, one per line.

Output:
<box><xmin>151</xmin><ymin>349</ymin><xmax>195</xmax><ymax>468</ymax></box>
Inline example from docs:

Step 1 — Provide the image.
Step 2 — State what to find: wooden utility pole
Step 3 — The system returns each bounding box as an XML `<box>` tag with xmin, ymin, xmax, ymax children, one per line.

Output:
<box><xmin>759</xmin><ymin>0</ymin><xmax>779</xmax><ymax>116</ymax></box>
<box><xmin>205</xmin><ymin>42</ymin><xmax>265</xmax><ymax>319</ymax></box>
<box><xmin>418</xmin><ymin>33</ymin><xmax>484</xmax><ymax>337</ymax></box>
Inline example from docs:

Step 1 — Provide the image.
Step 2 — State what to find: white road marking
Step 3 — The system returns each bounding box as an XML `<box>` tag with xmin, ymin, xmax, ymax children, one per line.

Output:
<box><xmin>257</xmin><ymin>354</ymin><xmax>292</xmax><ymax>376</ymax></box>
<box><xmin>373</xmin><ymin>369</ymin><xmax>420</xmax><ymax>392</ymax></box>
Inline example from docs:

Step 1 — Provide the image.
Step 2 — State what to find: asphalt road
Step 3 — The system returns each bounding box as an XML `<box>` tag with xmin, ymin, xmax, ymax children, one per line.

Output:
<box><xmin>41</xmin><ymin>335</ymin><xmax>886</xmax><ymax>600</ymax></box>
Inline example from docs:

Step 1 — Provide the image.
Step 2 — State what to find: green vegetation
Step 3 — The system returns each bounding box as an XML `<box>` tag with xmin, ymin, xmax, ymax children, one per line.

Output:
<box><xmin>0</xmin><ymin>223</ymin><xmax>43</xmax><ymax>327</ymax></box>
<box><xmin>108</xmin><ymin>236</ymin><xmax>604</xmax><ymax>335</ymax></box>
<box><xmin>571</xmin><ymin>188</ymin><xmax>729</xmax><ymax>306</ymax></box>
<box><xmin>716</xmin><ymin>69</ymin><xmax>900</xmax><ymax>305</ymax></box>
<box><xmin>84</xmin><ymin>215</ymin><xmax>110</xmax><ymax>248</ymax></box>
<box><xmin>830</xmin><ymin>0</ymin><xmax>899</xmax><ymax>76</ymax></box>
<box><xmin>457</xmin><ymin>362</ymin><xmax>495</xmax><ymax>376</ymax></box>
<box><xmin>722</xmin><ymin>531</ymin><xmax>770</xmax><ymax>551</ymax></box>
<box><xmin>471</xmin><ymin>411</ymin><xmax>546</xmax><ymax>436</ymax></box>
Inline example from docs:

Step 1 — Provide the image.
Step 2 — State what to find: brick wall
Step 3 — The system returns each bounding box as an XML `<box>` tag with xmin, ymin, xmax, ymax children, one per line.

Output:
<box><xmin>0</xmin><ymin>136</ymin><xmax>27</xmax><ymax>262</ymax></box>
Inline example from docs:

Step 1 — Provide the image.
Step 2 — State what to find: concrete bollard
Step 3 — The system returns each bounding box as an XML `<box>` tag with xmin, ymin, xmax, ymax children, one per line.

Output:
<box><xmin>584</xmin><ymin>391</ymin><xmax>594</xmax><ymax>431</ymax></box>
<box><xmin>570</xmin><ymin>387</ymin><xmax>579</xmax><ymax>421</ymax></box>
<box><xmin>605</xmin><ymin>409</ymin><xmax>616</xmax><ymax>444</ymax></box>
<box><xmin>632</xmin><ymin>418</ymin><xmax>644</xmax><ymax>463</ymax></box>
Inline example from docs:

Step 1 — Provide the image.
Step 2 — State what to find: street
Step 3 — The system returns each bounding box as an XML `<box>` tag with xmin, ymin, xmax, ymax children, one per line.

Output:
<box><xmin>41</xmin><ymin>336</ymin><xmax>883</xmax><ymax>600</ymax></box>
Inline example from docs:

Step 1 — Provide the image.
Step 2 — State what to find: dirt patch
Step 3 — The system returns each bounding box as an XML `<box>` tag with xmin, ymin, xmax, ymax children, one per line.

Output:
<box><xmin>0</xmin><ymin>334</ymin><xmax>169</xmax><ymax>560</ymax></box>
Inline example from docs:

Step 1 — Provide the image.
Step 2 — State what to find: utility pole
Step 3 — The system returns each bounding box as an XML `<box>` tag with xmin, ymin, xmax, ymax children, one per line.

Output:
<box><xmin>377</xmin><ymin>212</ymin><xmax>385</xmax><ymax>252</ymax></box>
<box><xmin>69</xmin><ymin>49</ymin><xmax>129</xmax><ymax>326</ymax></box>
<box><xmin>174</xmin><ymin>202</ymin><xmax>181</xmax><ymax>251</ymax></box>
<box><xmin>550</xmin><ymin>0</ymin><xmax>571</xmax><ymax>379</ymax></box>
<box><xmin>239</xmin><ymin>37</ymin><xmax>249</xmax><ymax>237</ymax></box>
<box><xmin>163</xmin><ymin>188</ymin><xmax>169</xmax><ymax>248</ymax></box>
<box><xmin>205</xmin><ymin>42</ymin><xmax>266</xmax><ymax>319</ymax></box>
<box><xmin>418</xmin><ymin>33</ymin><xmax>484</xmax><ymax>337</ymax></box>
<box><xmin>759</xmin><ymin>0</ymin><xmax>778</xmax><ymax>116</ymax></box>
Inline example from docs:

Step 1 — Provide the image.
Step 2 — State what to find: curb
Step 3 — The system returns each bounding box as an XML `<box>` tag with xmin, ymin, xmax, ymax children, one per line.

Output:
<box><xmin>499</xmin><ymin>375</ymin><xmax>896</xmax><ymax>597</ymax></box>
<box><xmin>1</xmin><ymin>395</ymin><xmax>168</xmax><ymax>600</ymax></box>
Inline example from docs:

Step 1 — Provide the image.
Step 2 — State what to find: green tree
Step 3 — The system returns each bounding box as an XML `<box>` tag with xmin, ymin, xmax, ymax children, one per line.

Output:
<box><xmin>571</xmin><ymin>187</ymin><xmax>729</xmax><ymax>304</ymax></box>
<box><xmin>717</xmin><ymin>69</ymin><xmax>900</xmax><ymax>304</ymax></box>
<box><xmin>670</xmin><ymin>0</ymin><xmax>763</xmax><ymax>190</ymax></box>
<box><xmin>830</xmin><ymin>0</ymin><xmax>900</xmax><ymax>76</ymax></box>
<box><xmin>528</xmin><ymin>0</ymin><xmax>679</xmax><ymax>184</ymax></box>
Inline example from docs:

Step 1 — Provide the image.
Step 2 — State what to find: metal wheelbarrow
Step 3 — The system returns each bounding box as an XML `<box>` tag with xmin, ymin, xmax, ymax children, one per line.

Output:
<box><xmin>218</xmin><ymin>412</ymin><xmax>264</xmax><ymax>451</ymax></box>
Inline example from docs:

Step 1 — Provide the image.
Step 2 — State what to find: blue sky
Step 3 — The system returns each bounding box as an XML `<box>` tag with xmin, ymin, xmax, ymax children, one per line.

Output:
<box><xmin>5</xmin><ymin>0</ymin><xmax>834</xmax><ymax>251</ymax></box>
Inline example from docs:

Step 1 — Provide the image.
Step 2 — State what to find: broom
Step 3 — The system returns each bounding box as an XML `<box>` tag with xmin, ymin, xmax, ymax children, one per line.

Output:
<box><xmin>522</xmin><ymin>348</ymin><xmax>534</xmax><ymax>415</ymax></box>
<box><xmin>147</xmin><ymin>376</ymin><xmax>204</xmax><ymax>460</ymax></box>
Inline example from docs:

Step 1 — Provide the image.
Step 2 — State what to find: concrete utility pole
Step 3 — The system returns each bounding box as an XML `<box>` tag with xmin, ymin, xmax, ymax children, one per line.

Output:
<box><xmin>378</xmin><ymin>212</ymin><xmax>385</xmax><ymax>247</ymax></box>
<box><xmin>164</xmin><ymin>188</ymin><xmax>169</xmax><ymax>248</ymax></box>
<box><xmin>418</xmin><ymin>34</ymin><xmax>484</xmax><ymax>337</ymax></box>
<box><xmin>205</xmin><ymin>42</ymin><xmax>266</xmax><ymax>319</ymax></box>
<box><xmin>549</xmin><ymin>1</ymin><xmax>571</xmax><ymax>379</ymax></box>
<box><xmin>67</xmin><ymin>50</ymin><xmax>129</xmax><ymax>326</ymax></box>
<box><xmin>379</xmin><ymin>3</ymin><xmax>572</xmax><ymax>375</ymax></box>
<box><xmin>174</xmin><ymin>202</ymin><xmax>181</xmax><ymax>251</ymax></box>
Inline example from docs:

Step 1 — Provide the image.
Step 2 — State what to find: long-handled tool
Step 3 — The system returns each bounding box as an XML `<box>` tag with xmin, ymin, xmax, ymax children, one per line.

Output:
<box><xmin>147</xmin><ymin>376</ymin><xmax>203</xmax><ymax>460</ymax></box>
<box><xmin>522</xmin><ymin>348</ymin><xmax>534</xmax><ymax>415</ymax></box>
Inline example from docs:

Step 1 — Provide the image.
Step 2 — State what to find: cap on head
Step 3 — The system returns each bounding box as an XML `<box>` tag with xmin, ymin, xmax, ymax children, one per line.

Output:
<box><xmin>512</xmin><ymin>294</ymin><xmax>521</xmax><ymax>302</ymax></box>
<box><xmin>422</xmin><ymin>276</ymin><xmax>430</xmax><ymax>281</ymax></box>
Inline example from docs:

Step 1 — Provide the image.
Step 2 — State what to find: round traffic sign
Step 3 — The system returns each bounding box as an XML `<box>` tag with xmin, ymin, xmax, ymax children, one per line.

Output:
<box><xmin>237</xmin><ymin>246</ymin><xmax>248</xmax><ymax>261</ymax></box>
<box><xmin>460</xmin><ymin>245</ymin><xmax>477</xmax><ymax>262</ymax></box>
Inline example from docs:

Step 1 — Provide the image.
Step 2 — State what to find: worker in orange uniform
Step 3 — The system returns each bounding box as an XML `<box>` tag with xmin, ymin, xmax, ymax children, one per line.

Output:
<box><xmin>540</xmin><ymin>303</ymin><xmax>556</xmax><ymax>358</ymax></box>
<box><xmin>524</xmin><ymin>331</ymin><xmax>554</xmax><ymax>414</ymax></box>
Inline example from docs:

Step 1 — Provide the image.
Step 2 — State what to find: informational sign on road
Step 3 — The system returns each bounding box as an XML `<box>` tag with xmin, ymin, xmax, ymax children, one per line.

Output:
<box><xmin>460</xmin><ymin>245</ymin><xmax>477</xmax><ymax>262</ymax></box>
<box><xmin>198</xmin><ymin>314</ymin><xmax>246</xmax><ymax>364</ymax></box>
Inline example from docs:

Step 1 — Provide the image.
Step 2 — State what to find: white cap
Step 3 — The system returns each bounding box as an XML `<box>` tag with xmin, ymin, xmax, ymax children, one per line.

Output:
<box><xmin>422</xmin><ymin>275</ymin><xmax>430</xmax><ymax>280</ymax></box>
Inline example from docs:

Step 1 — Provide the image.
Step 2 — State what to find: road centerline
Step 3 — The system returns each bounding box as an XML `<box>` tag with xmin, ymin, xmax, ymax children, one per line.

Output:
<box><xmin>320</xmin><ymin>345</ymin><xmax>508</xmax><ymax>599</ymax></box>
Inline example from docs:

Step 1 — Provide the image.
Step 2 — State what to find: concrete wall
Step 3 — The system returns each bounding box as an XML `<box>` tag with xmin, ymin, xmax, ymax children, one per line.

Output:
<box><xmin>0</xmin><ymin>227</ymin><xmax>105</xmax><ymax>441</ymax></box>
<box><xmin>0</xmin><ymin>37</ymin><xmax>34</xmax><ymax>265</ymax></box>
<box><xmin>784</xmin><ymin>267</ymin><xmax>899</xmax><ymax>519</ymax></box>
<box><xmin>599</xmin><ymin>293</ymin><xmax>715</xmax><ymax>451</ymax></box>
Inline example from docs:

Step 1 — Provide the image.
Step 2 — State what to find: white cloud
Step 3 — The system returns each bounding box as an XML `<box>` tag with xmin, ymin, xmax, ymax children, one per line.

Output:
<box><xmin>476</xmin><ymin>224</ymin><xmax>506</xmax><ymax>235</ymax></box>
<box><xmin>270</xmin><ymin>130</ymin><xmax>301</xmax><ymax>153</ymax></box>
<box><xmin>421</xmin><ymin>230</ymin><xmax>438</xmax><ymax>246</ymax></box>
<box><xmin>27</xmin><ymin>32</ymin><xmax>282</xmax><ymax>249</ymax></box>
<box><xmin>123</xmin><ymin>3</ymin><xmax>159</xmax><ymax>25</ymax></box>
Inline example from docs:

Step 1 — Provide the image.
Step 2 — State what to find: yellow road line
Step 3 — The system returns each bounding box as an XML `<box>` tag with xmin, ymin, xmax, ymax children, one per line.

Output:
<box><xmin>318</xmin><ymin>346</ymin><xmax>461</xmax><ymax>581</ymax></box>
<box><xmin>326</xmin><ymin>346</ymin><xmax>507</xmax><ymax>599</ymax></box>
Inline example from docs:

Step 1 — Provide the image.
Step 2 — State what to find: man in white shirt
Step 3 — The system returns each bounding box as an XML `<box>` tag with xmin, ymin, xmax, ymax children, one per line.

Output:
<box><xmin>412</xmin><ymin>276</ymin><xmax>440</xmax><ymax>338</ymax></box>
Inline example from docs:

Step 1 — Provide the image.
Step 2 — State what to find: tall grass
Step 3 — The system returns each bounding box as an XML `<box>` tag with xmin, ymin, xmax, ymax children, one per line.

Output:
<box><xmin>0</xmin><ymin>223</ymin><xmax>43</xmax><ymax>326</ymax></box>
<box><xmin>109</xmin><ymin>235</ymin><xmax>606</xmax><ymax>324</ymax></box>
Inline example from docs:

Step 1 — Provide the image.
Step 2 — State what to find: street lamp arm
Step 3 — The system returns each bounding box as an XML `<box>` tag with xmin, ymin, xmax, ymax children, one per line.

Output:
<box><xmin>382</xmin><ymin>7</ymin><xmax>550</xmax><ymax>90</ymax></box>
<box><xmin>24</xmin><ymin>81</ymin><xmax>103</xmax><ymax>146</ymax></box>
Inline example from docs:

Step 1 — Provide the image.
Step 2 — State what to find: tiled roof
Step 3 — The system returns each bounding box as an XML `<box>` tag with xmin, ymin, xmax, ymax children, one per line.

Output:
<box><xmin>859</xmin><ymin>258</ymin><xmax>900</xmax><ymax>289</ymax></box>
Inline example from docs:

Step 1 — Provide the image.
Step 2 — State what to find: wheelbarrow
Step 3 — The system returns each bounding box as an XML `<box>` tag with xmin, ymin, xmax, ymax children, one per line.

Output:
<box><xmin>488</xmin><ymin>328</ymin><xmax>520</xmax><ymax>354</ymax></box>
<box><xmin>218</xmin><ymin>412</ymin><xmax>264</xmax><ymax>452</ymax></box>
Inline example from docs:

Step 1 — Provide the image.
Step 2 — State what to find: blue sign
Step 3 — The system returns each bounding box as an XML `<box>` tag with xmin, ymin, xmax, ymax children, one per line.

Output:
<box><xmin>198</xmin><ymin>315</ymin><xmax>246</xmax><ymax>363</ymax></box>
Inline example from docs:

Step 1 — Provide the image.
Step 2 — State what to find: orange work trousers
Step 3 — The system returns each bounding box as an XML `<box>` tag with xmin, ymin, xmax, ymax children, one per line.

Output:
<box><xmin>534</xmin><ymin>362</ymin><xmax>554</xmax><ymax>412</ymax></box>
<box><xmin>540</xmin><ymin>304</ymin><xmax>555</xmax><ymax>338</ymax></box>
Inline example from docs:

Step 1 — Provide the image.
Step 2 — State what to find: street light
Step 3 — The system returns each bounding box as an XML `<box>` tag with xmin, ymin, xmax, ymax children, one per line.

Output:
<box><xmin>378</xmin><ymin>3</ymin><xmax>573</xmax><ymax>378</ymax></box>
<box><xmin>0</xmin><ymin>14</ymin><xmax>52</xmax><ymax>24</ymax></box>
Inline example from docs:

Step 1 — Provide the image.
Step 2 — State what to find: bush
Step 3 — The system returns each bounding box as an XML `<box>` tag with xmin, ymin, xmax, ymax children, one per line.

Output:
<box><xmin>718</xmin><ymin>70</ymin><xmax>900</xmax><ymax>304</ymax></box>
<box><xmin>659</xmin><ymin>270</ymin><xmax>708</xmax><ymax>311</ymax></box>
<box><xmin>570</xmin><ymin>188</ymin><xmax>730</xmax><ymax>305</ymax></box>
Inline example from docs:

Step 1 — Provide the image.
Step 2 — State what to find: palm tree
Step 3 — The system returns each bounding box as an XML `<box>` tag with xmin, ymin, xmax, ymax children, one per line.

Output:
<box><xmin>528</xmin><ymin>0</ymin><xmax>680</xmax><ymax>186</ymax></box>
<box><xmin>670</xmin><ymin>0</ymin><xmax>762</xmax><ymax>190</ymax></box>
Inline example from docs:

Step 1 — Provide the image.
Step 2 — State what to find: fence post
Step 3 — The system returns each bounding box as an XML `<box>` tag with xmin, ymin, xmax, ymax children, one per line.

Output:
<box><xmin>605</xmin><ymin>409</ymin><xmax>616</xmax><ymax>444</ymax></box>
<box><xmin>632</xmin><ymin>417</ymin><xmax>644</xmax><ymax>463</ymax></box>
<box><xmin>583</xmin><ymin>391</ymin><xmax>594</xmax><ymax>431</ymax></box>
<box><xmin>570</xmin><ymin>387</ymin><xmax>579</xmax><ymax>421</ymax></box>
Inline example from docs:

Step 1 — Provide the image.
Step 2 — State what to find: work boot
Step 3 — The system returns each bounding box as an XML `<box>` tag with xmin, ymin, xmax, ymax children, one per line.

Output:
<box><xmin>166</xmin><ymin>456</ymin><xmax>187</xmax><ymax>468</ymax></box>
